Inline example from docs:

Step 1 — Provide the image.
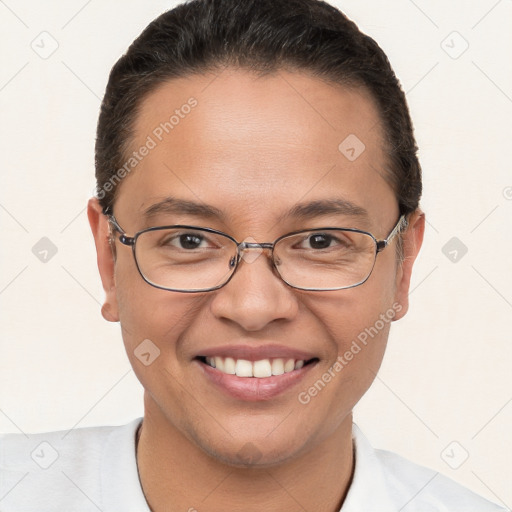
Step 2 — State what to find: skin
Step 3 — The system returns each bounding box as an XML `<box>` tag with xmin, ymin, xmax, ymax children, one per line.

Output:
<box><xmin>88</xmin><ymin>68</ymin><xmax>424</xmax><ymax>512</ymax></box>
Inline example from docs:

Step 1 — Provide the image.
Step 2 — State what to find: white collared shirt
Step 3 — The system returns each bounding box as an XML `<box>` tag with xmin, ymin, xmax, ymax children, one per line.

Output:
<box><xmin>0</xmin><ymin>418</ymin><xmax>507</xmax><ymax>511</ymax></box>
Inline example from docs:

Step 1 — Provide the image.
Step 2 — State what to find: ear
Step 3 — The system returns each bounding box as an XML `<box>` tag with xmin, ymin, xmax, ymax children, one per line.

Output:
<box><xmin>392</xmin><ymin>209</ymin><xmax>425</xmax><ymax>321</ymax></box>
<box><xmin>87</xmin><ymin>198</ymin><xmax>119</xmax><ymax>322</ymax></box>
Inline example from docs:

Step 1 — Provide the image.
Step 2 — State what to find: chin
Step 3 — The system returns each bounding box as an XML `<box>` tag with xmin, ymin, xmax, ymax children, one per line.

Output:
<box><xmin>189</xmin><ymin>424</ymin><xmax>315</xmax><ymax>468</ymax></box>
<box><xmin>207</xmin><ymin>443</ymin><xmax>303</xmax><ymax>468</ymax></box>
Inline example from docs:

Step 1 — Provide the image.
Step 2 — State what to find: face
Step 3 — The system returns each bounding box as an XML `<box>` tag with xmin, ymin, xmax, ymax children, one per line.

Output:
<box><xmin>89</xmin><ymin>68</ymin><xmax>424</xmax><ymax>466</ymax></box>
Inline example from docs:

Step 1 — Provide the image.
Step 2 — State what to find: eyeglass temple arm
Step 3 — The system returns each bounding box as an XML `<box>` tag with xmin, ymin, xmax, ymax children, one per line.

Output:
<box><xmin>376</xmin><ymin>214</ymin><xmax>408</xmax><ymax>252</ymax></box>
<box><xmin>104</xmin><ymin>212</ymin><xmax>135</xmax><ymax>247</ymax></box>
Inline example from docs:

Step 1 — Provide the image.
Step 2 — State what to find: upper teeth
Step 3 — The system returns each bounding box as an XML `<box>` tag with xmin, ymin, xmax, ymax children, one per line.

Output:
<box><xmin>205</xmin><ymin>356</ymin><xmax>305</xmax><ymax>378</ymax></box>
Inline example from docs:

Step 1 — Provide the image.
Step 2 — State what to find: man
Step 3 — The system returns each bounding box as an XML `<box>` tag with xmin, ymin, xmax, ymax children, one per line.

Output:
<box><xmin>0</xmin><ymin>0</ymin><xmax>507</xmax><ymax>510</ymax></box>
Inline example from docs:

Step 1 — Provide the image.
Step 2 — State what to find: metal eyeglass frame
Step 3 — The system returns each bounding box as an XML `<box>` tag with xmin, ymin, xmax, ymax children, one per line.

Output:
<box><xmin>104</xmin><ymin>208</ymin><xmax>408</xmax><ymax>293</ymax></box>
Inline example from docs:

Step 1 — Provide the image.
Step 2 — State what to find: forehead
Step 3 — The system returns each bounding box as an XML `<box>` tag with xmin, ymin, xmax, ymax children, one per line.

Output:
<box><xmin>116</xmin><ymin>68</ymin><xmax>397</xmax><ymax>231</ymax></box>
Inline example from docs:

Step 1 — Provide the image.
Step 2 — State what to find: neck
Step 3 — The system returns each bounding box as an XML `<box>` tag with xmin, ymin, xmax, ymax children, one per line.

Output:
<box><xmin>136</xmin><ymin>398</ymin><xmax>354</xmax><ymax>512</ymax></box>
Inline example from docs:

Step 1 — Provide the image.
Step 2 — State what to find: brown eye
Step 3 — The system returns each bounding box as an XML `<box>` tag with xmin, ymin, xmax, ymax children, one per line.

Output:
<box><xmin>159</xmin><ymin>232</ymin><xmax>209</xmax><ymax>250</ymax></box>
<box><xmin>295</xmin><ymin>232</ymin><xmax>351</xmax><ymax>251</ymax></box>
<box><xmin>177</xmin><ymin>233</ymin><xmax>204</xmax><ymax>249</ymax></box>
<box><xmin>307</xmin><ymin>233</ymin><xmax>334</xmax><ymax>249</ymax></box>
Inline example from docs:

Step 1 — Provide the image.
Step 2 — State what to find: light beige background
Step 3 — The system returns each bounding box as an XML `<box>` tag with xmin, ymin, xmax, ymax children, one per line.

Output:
<box><xmin>1</xmin><ymin>0</ymin><xmax>511</xmax><ymax>507</ymax></box>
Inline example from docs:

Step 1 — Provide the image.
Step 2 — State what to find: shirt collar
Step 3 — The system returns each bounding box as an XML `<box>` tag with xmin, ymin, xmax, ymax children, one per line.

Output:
<box><xmin>101</xmin><ymin>417</ymin><xmax>150</xmax><ymax>511</ymax></box>
<box><xmin>340</xmin><ymin>423</ymin><xmax>396</xmax><ymax>511</ymax></box>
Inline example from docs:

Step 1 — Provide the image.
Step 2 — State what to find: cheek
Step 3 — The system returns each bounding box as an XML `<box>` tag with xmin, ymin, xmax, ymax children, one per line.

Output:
<box><xmin>308</xmin><ymin>291</ymin><xmax>393</xmax><ymax>375</ymax></box>
<box><xmin>300</xmin><ymin>264</ymin><xmax>399</xmax><ymax>392</ymax></box>
<box><xmin>115</xmin><ymin>272</ymin><xmax>209</xmax><ymax>424</ymax></box>
<box><xmin>305</xmin><ymin>259</ymin><xmax>398</xmax><ymax>348</ymax></box>
<box><xmin>114</xmin><ymin>254</ymin><xmax>204</xmax><ymax>362</ymax></box>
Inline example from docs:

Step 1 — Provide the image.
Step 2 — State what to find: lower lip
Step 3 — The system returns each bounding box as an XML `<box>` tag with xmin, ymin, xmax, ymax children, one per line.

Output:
<box><xmin>196</xmin><ymin>359</ymin><xmax>317</xmax><ymax>401</ymax></box>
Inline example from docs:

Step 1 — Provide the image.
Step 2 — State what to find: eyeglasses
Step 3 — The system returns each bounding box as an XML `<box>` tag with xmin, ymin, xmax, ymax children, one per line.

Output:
<box><xmin>105</xmin><ymin>211</ymin><xmax>407</xmax><ymax>293</ymax></box>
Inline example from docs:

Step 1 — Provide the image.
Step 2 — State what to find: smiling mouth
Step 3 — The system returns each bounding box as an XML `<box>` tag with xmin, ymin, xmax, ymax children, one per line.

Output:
<box><xmin>196</xmin><ymin>356</ymin><xmax>319</xmax><ymax>378</ymax></box>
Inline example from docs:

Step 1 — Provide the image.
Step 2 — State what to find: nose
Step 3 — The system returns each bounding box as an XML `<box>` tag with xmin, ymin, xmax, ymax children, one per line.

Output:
<box><xmin>209</xmin><ymin>247</ymin><xmax>299</xmax><ymax>332</ymax></box>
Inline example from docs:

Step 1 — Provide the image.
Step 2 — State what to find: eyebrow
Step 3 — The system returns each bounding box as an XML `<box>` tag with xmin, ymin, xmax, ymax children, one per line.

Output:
<box><xmin>142</xmin><ymin>196</ymin><xmax>368</xmax><ymax>223</ymax></box>
<box><xmin>143</xmin><ymin>197</ymin><xmax>225</xmax><ymax>220</ymax></box>
<box><xmin>278</xmin><ymin>198</ymin><xmax>369</xmax><ymax>223</ymax></box>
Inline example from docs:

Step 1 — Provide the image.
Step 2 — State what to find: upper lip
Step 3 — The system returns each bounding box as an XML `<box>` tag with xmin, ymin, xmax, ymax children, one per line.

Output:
<box><xmin>196</xmin><ymin>344</ymin><xmax>318</xmax><ymax>362</ymax></box>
